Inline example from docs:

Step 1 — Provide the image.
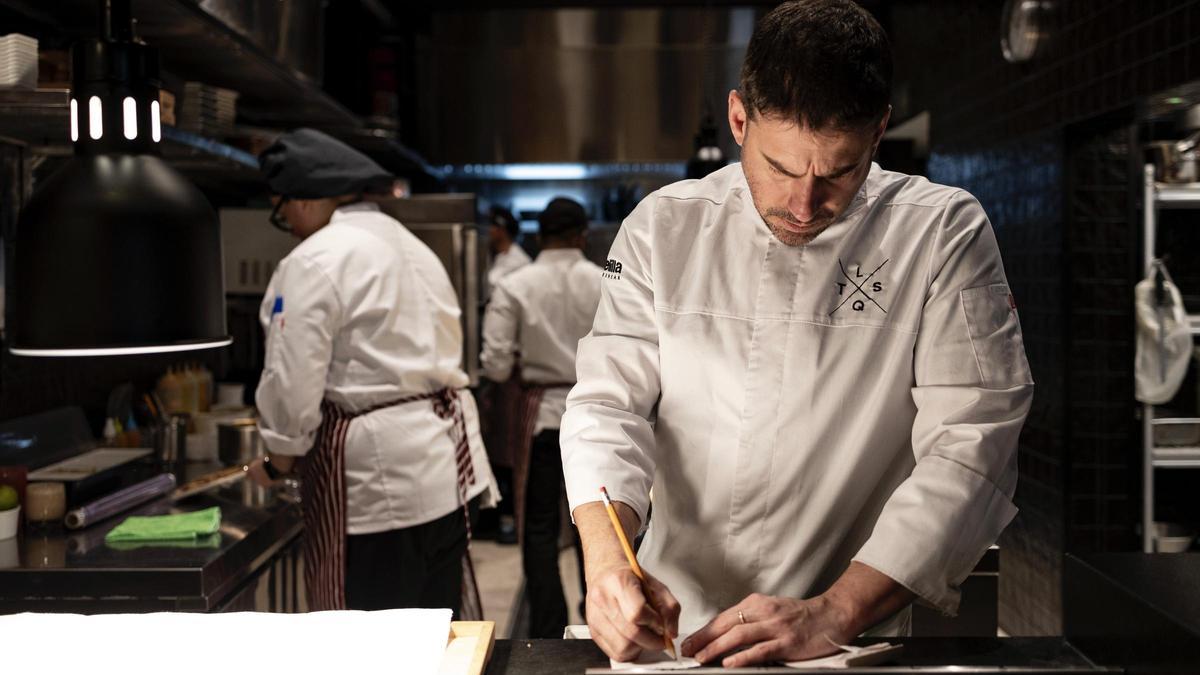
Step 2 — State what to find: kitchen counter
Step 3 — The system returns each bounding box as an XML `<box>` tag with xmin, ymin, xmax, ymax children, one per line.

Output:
<box><xmin>484</xmin><ymin>637</ymin><xmax>1116</xmax><ymax>674</ymax></box>
<box><xmin>0</xmin><ymin>465</ymin><xmax>302</xmax><ymax>613</ymax></box>
<box><xmin>1065</xmin><ymin>553</ymin><xmax>1200</xmax><ymax>674</ymax></box>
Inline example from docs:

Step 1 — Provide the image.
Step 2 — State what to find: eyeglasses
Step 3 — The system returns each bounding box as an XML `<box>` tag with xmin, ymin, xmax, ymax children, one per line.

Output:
<box><xmin>268</xmin><ymin>197</ymin><xmax>291</xmax><ymax>233</ymax></box>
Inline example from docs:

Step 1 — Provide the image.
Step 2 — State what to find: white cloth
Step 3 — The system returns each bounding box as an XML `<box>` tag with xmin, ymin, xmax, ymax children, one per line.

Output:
<box><xmin>488</xmin><ymin>242</ymin><xmax>532</xmax><ymax>289</ymax></box>
<box><xmin>561</xmin><ymin>163</ymin><xmax>1033</xmax><ymax>635</ymax></box>
<box><xmin>481</xmin><ymin>249</ymin><xmax>602</xmax><ymax>433</ymax></box>
<box><xmin>1135</xmin><ymin>260</ymin><xmax>1191</xmax><ymax>404</ymax></box>
<box><xmin>256</xmin><ymin>202</ymin><xmax>498</xmax><ymax>535</ymax></box>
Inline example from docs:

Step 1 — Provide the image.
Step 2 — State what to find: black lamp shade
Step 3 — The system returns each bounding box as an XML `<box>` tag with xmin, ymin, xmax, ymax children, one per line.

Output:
<box><xmin>10</xmin><ymin>153</ymin><xmax>228</xmax><ymax>355</ymax></box>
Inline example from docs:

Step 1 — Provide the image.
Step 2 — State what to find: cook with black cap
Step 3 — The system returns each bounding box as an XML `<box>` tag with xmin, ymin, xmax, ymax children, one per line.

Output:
<box><xmin>480</xmin><ymin>197</ymin><xmax>601</xmax><ymax>637</ymax></box>
<box><xmin>248</xmin><ymin>128</ymin><xmax>498</xmax><ymax>617</ymax></box>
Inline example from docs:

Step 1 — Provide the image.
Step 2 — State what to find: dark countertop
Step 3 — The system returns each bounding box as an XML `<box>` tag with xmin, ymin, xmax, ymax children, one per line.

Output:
<box><xmin>1065</xmin><ymin>553</ymin><xmax>1200</xmax><ymax>674</ymax></box>
<box><xmin>0</xmin><ymin>464</ymin><xmax>301</xmax><ymax>612</ymax></box>
<box><xmin>1067</xmin><ymin>553</ymin><xmax>1200</xmax><ymax>637</ymax></box>
<box><xmin>485</xmin><ymin>638</ymin><xmax>1115</xmax><ymax>674</ymax></box>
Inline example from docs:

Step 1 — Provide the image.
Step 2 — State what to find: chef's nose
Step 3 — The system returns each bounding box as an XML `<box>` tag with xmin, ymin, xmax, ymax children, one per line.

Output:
<box><xmin>787</xmin><ymin>176</ymin><xmax>819</xmax><ymax>223</ymax></box>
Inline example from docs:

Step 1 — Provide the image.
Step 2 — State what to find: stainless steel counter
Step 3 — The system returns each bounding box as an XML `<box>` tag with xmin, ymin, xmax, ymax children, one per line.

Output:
<box><xmin>0</xmin><ymin>465</ymin><xmax>302</xmax><ymax>613</ymax></box>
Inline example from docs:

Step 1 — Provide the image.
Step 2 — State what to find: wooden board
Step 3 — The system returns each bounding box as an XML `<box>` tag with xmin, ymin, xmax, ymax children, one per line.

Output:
<box><xmin>439</xmin><ymin>621</ymin><xmax>495</xmax><ymax>675</ymax></box>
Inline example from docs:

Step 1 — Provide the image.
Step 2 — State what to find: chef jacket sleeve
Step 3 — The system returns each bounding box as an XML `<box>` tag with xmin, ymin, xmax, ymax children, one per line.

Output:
<box><xmin>255</xmin><ymin>253</ymin><xmax>344</xmax><ymax>457</ymax></box>
<box><xmin>852</xmin><ymin>190</ymin><xmax>1033</xmax><ymax>616</ymax></box>
<box><xmin>480</xmin><ymin>281</ymin><xmax>519</xmax><ymax>383</ymax></box>
<box><xmin>561</xmin><ymin>195</ymin><xmax>661</xmax><ymax>527</ymax></box>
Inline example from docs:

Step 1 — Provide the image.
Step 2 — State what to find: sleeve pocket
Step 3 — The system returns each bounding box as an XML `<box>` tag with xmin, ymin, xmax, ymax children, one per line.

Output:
<box><xmin>960</xmin><ymin>284</ymin><xmax>1033</xmax><ymax>388</ymax></box>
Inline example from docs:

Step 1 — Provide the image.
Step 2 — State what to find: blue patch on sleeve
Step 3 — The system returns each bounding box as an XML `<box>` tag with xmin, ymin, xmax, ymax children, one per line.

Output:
<box><xmin>271</xmin><ymin>295</ymin><xmax>284</xmax><ymax>316</ymax></box>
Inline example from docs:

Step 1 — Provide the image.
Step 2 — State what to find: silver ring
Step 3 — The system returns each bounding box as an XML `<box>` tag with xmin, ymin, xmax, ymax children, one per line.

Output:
<box><xmin>737</xmin><ymin>610</ymin><xmax>746</xmax><ymax>624</ymax></box>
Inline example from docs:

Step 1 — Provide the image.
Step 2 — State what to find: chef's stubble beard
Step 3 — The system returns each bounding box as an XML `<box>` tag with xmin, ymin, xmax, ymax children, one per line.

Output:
<box><xmin>761</xmin><ymin>208</ymin><xmax>834</xmax><ymax>247</ymax></box>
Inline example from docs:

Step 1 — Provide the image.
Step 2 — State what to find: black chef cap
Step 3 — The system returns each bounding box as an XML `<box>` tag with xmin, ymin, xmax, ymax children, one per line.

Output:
<box><xmin>259</xmin><ymin>128</ymin><xmax>394</xmax><ymax>199</ymax></box>
<box><xmin>537</xmin><ymin>197</ymin><xmax>588</xmax><ymax>237</ymax></box>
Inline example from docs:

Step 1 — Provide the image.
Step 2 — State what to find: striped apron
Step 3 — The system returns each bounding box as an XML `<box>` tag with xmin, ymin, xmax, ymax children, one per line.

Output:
<box><xmin>300</xmin><ymin>388</ymin><xmax>482</xmax><ymax>618</ymax></box>
<box><xmin>511</xmin><ymin>381</ymin><xmax>573</xmax><ymax>542</ymax></box>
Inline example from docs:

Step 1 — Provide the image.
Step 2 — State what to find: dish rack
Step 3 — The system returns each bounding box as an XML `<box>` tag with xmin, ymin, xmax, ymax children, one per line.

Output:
<box><xmin>1141</xmin><ymin>163</ymin><xmax>1200</xmax><ymax>552</ymax></box>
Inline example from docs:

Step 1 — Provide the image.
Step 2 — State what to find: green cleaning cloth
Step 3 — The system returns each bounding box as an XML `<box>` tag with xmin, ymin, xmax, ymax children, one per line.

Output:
<box><xmin>105</xmin><ymin>507</ymin><xmax>221</xmax><ymax>544</ymax></box>
<box><xmin>107</xmin><ymin>533</ymin><xmax>223</xmax><ymax>551</ymax></box>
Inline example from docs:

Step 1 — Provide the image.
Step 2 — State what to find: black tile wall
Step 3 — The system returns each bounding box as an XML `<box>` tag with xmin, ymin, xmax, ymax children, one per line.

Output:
<box><xmin>897</xmin><ymin>0</ymin><xmax>1200</xmax><ymax>635</ymax></box>
<box><xmin>928</xmin><ymin>136</ymin><xmax>1067</xmax><ymax>635</ymax></box>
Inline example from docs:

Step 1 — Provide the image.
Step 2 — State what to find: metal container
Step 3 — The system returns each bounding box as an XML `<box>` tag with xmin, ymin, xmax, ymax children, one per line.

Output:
<box><xmin>158</xmin><ymin>413</ymin><xmax>189</xmax><ymax>479</ymax></box>
<box><xmin>159</xmin><ymin>413</ymin><xmax>189</xmax><ymax>463</ymax></box>
<box><xmin>218</xmin><ymin>419</ymin><xmax>263</xmax><ymax>466</ymax></box>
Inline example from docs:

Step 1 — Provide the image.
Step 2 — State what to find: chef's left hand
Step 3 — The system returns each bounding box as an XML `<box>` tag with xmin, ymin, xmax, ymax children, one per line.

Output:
<box><xmin>681</xmin><ymin>593</ymin><xmax>852</xmax><ymax>667</ymax></box>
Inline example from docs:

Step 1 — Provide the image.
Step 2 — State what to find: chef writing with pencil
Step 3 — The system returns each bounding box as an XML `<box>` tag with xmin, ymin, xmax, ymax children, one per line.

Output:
<box><xmin>562</xmin><ymin>0</ymin><xmax>1032</xmax><ymax>667</ymax></box>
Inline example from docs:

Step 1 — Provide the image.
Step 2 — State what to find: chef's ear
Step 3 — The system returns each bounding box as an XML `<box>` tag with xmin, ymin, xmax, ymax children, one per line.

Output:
<box><xmin>728</xmin><ymin>89</ymin><xmax>748</xmax><ymax>147</ymax></box>
<box><xmin>870</xmin><ymin>106</ymin><xmax>892</xmax><ymax>152</ymax></box>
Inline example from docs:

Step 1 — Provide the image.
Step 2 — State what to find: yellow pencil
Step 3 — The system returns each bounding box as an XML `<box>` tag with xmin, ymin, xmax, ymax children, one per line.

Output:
<box><xmin>600</xmin><ymin>486</ymin><xmax>676</xmax><ymax>659</ymax></box>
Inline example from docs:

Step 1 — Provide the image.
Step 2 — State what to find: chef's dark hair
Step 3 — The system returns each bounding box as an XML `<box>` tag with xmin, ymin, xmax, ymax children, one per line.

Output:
<box><xmin>739</xmin><ymin>0</ymin><xmax>891</xmax><ymax>130</ymax></box>
<box><xmin>489</xmin><ymin>206</ymin><xmax>520</xmax><ymax>239</ymax></box>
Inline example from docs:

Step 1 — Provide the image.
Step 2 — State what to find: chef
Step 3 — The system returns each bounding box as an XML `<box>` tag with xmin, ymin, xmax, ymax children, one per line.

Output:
<box><xmin>480</xmin><ymin>197</ymin><xmax>601</xmax><ymax>637</ymax></box>
<box><xmin>561</xmin><ymin>0</ymin><xmax>1033</xmax><ymax>667</ymax></box>
<box><xmin>248</xmin><ymin>128</ymin><xmax>498</xmax><ymax>617</ymax></box>
<box><xmin>487</xmin><ymin>205</ymin><xmax>532</xmax><ymax>289</ymax></box>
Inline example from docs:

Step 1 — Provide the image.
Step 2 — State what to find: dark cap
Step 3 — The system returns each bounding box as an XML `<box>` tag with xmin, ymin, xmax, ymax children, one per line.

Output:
<box><xmin>537</xmin><ymin>197</ymin><xmax>588</xmax><ymax>237</ymax></box>
<box><xmin>259</xmin><ymin>128</ymin><xmax>393</xmax><ymax>199</ymax></box>
<box><xmin>489</xmin><ymin>206</ymin><xmax>520</xmax><ymax>238</ymax></box>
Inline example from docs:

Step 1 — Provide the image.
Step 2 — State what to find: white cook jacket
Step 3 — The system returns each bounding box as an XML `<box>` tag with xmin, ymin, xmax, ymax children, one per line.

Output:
<box><xmin>480</xmin><ymin>249</ymin><xmax>602</xmax><ymax>433</ymax></box>
<box><xmin>488</xmin><ymin>242</ymin><xmax>532</xmax><ymax>289</ymax></box>
<box><xmin>561</xmin><ymin>163</ymin><xmax>1033</xmax><ymax>635</ymax></box>
<box><xmin>257</xmin><ymin>202</ymin><xmax>498</xmax><ymax>535</ymax></box>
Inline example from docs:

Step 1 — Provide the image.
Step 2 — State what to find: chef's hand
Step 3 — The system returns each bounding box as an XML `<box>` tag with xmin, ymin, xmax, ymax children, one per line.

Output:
<box><xmin>246</xmin><ymin>454</ymin><xmax>295</xmax><ymax>488</ymax></box>
<box><xmin>573</xmin><ymin>500</ymin><xmax>681</xmax><ymax>662</ymax></box>
<box><xmin>681</xmin><ymin>562</ymin><xmax>915</xmax><ymax>668</ymax></box>
<box><xmin>681</xmin><ymin>593</ymin><xmax>849</xmax><ymax>667</ymax></box>
<box><xmin>586</xmin><ymin>562</ymin><xmax>681</xmax><ymax>662</ymax></box>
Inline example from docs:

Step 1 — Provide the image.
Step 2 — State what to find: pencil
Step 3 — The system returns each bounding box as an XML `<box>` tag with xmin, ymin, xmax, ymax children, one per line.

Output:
<box><xmin>600</xmin><ymin>486</ymin><xmax>676</xmax><ymax>659</ymax></box>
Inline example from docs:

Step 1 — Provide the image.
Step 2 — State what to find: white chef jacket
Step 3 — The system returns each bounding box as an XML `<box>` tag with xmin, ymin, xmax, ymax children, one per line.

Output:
<box><xmin>488</xmin><ymin>242</ymin><xmax>532</xmax><ymax>289</ymax></box>
<box><xmin>480</xmin><ymin>249</ymin><xmax>603</xmax><ymax>434</ymax></box>
<box><xmin>561</xmin><ymin>163</ymin><xmax>1033</xmax><ymax>636</ymax></box>
<box><xmin>256</xmin><ymin>202</ymin><xmax>498</xmax><ymax>535</ymax></box>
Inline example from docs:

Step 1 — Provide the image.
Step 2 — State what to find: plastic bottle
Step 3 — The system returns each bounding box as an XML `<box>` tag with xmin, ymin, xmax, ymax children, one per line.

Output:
<box><xmin>179</xmin><ymin>363</ymin><xmax>198</xmax><ymax>414</ymax></box>
<box><xmin>157</xmin><ymin>367</ymin><xmax>184</xmax><ymax>415</ymax></box>
<box><xmin>197</xmin><ymin>363</ymin><xmax>213</xmax><ymax>412</ymax></box>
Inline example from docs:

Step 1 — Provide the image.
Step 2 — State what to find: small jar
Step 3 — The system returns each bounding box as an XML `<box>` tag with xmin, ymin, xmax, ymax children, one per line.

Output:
<box><xmin>24</xmin><ymin>482</ymin><xmax>66</xmax><ymax>524</ymax></box>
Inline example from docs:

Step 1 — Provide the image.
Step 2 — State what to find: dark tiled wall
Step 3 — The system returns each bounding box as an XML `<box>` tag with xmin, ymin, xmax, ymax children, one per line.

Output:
<box><xmin>898</xmin><ymin>0</ymin><xmax>1200</xmax><ymax>634</ymax></box>
<box><xmin>928</xmin><ymin>137</ymin><xmax>1067</xmax><ymax>635</ymax></box>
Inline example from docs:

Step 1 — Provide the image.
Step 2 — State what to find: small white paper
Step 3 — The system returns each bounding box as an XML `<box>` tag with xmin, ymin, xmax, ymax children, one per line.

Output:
<box><xmin>565</xmin><ymin>625</ymin><xmax>700</xmax><ymax>671</ymax></box>
<box><xmin>608</xmin><ymin>637</ymin><xmax>700</xmax><ymax>671</ymax></box>
<box><xmin>783</xmin><ymin>641</ymin><xmax>900</xmax><ymax>669</ymax></box>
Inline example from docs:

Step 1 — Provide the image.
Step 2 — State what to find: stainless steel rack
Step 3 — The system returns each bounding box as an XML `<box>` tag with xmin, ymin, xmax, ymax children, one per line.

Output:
<box><xmin>1140</xmin><ymin>163</ymin><xmax>1200</xmax><ymax>552</ymax></box>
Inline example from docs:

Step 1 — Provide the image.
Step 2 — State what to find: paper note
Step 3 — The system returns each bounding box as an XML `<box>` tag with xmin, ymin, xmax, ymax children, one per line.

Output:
<box><xmin>783</xmin><ymin>642</ymin><xmax>902</xmax><ymax>669</ymax></box>
<box><xmin>565</xmin><ymin>625</ymin><xmax>700</xmax><ymax>671</ymax></box>
<box><xmin>608</xmin><ymin>637</ymin><xmax>700</xmax><ymax>671</ymax></box>
<box><xmin>0</xmin><ymin>608</ymin><xmax>453</xmax><ymax>675</ymax></box>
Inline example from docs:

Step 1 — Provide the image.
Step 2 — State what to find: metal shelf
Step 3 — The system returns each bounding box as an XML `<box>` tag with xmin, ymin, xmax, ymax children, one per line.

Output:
<box><xmin>1153</xmin><ymin>182</ymin><xmax>1200</xmax><ymax>209</ymax></box>
<box><xmin>1152</xmin><ymin>447</ymin><xmax>1200</xmax><ymax>468</ymax></box>
<box><xmin>0</xmin><ymin>89</ymin><xmax>260</xmax><ymax>182</ymax></box>
<box><xmin>1151</xmin><ymin>417</ymin><xmax>1200</xmax><ymax>424</ymax></box>
<box><xmin>2</xmin><ymin>0</ymin><xmax>360</xmax><ymax>130</ymax></box>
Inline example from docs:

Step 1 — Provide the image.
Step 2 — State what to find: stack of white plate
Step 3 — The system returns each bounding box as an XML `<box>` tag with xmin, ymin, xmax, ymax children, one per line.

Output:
<box><xmin>0</xmin><ymin>34</ymin><xmax>38</xmax><ymax>90</ymax></box>
<box><xmin>178</xmin><ymin>81</ymin><xmax>239</xmax><ymax>136</ymax></box>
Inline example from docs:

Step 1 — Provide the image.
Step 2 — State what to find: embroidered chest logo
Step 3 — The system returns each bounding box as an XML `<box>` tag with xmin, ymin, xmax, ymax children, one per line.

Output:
<box><xmin>603</xmin><ymin>259</ymin><xmax>623</xmax><ymax>280</ymax></box>
<box><xmin>830</xmin><ymin>258</ymin><xmax>889</xmax><ymax>316</ymax></box>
